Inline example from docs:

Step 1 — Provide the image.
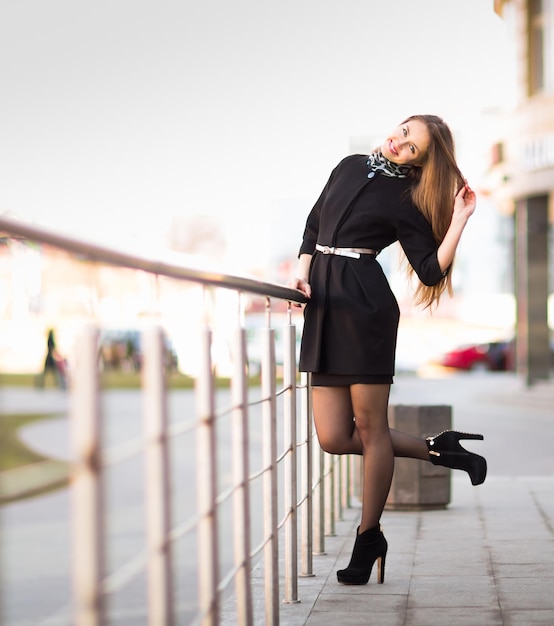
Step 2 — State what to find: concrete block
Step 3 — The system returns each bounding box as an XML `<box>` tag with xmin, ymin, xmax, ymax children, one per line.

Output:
<box><xmin>385</xmin><ymin>405</ymin><xmax>451</xmax><ymax>511</ymax></box>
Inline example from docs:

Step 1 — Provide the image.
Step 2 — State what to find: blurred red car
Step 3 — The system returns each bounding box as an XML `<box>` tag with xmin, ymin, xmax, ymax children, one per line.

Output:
<box><xmin>439</xmin><ymin>341</ymin><xmax>512</xmax><ymax>371</ymax></box>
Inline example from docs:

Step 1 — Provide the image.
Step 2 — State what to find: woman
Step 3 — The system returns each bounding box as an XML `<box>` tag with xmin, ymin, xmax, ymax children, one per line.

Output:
<box><xmin>289</xmin><ymin>114</ymin><xmax>487</xmax><ymax>586</ymax></box>
<box><xmin>37</xmin><ymin>328</ymin><xmax>67</xmax><ymax>389</ymax></box>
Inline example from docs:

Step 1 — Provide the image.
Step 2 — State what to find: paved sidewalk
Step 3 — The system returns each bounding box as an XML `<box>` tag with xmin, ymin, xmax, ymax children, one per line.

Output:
<box><xmin>231</xmin><ymin>374</ymin><xmax>554</xmax><ymax>625</ymax></box>
<box><xmin>274</xmin><ymin>474</ymin><xmax>554</xmax><ymax>626</ymax></box>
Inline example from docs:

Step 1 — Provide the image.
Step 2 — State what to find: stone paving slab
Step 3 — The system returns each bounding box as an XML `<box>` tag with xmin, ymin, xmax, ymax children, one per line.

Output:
<box><xmin>288</xmin><ymin>475</ymin><xmax>554</xmax><ymax>626</ymax></box>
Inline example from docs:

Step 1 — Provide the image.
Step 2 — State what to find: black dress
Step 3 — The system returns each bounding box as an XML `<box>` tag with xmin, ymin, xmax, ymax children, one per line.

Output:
<box><xmin>298</xmin><ymin>155</ymin><xmax>446</xmax><ymax>385</ymax></box>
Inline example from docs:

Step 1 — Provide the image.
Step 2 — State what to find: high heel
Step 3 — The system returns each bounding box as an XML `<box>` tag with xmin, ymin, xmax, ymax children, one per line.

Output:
<box><xmin>426</xmin><ymin>430</ymin><xmax>487</xmax><ymax>486</ymax></box>
<box><xmin>337</xmin><ymin>525</ymin><xmax>387</xmax><ymax>585</ymax></box>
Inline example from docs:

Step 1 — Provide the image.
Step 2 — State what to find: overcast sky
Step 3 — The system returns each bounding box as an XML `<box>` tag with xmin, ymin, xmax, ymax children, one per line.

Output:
<box><xmin>0</xmin><ymin>0</ymin><xmax>514</xmax><ymax>270</ymax></box>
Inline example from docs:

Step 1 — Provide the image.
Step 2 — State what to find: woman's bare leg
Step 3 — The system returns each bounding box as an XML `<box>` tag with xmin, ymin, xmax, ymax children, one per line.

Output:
<box><xmin>311</xmin><ymin>387</ymin><xmax>428</xmax><ymax>460</ymax></box>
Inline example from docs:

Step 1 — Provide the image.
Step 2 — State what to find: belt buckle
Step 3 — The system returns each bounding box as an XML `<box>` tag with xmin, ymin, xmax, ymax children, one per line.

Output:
<box><xmin>322</xmin><ymin>246</ymin><xmax>332</xmax><ymax>255</ymax></box>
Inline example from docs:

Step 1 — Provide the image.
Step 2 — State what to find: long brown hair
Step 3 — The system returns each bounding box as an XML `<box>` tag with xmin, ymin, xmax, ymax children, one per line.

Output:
<box><xmin>403</xmin><ymin>114</ymin><xmax>465</xmax><ymax>309</ymax></box>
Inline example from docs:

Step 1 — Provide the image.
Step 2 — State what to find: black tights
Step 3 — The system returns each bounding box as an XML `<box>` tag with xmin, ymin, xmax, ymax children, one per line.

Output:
<box><xmin>312</xmin><ymin>385</ymin><xmax>429</xmax><ymax>533</ymax></box>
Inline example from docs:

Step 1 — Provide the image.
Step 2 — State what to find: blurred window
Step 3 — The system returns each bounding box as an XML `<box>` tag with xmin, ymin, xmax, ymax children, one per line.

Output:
<box><xmin>528</xmin><ymin>0</ymin><xmax>545</xmax><ymax>95</ymax></box>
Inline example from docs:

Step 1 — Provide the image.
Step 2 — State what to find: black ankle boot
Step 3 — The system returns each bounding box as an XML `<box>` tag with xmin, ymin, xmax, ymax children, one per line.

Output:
<box><xmin>337</xmin><ymin>525</ymin><xmax>387</xmax><ymax>585</ymax></box>
<box><xmin>426</xmin><ymin>430</ymin><xmax>487</xmax><ymax>486</ymax></box>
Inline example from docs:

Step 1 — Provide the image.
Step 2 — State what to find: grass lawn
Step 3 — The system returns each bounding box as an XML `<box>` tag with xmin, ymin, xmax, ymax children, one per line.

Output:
<box><xmin>0</xmin><ymin>411</ymin><xmax>70</xmax><ymax>503</ymax></box>
<box><xmin>0</xmin><ymin>370</ymin><xmax>262</xmax><ymax>389</ymax></box>
<box><xmin>0</xmin><ymin>412</ymin><xmax>62</xmax><ymax>471</ymax></box>
<box><xmin>1</xmin><ymin>370</ymin><xmax>197</xmax><ymax>389</ymax></box>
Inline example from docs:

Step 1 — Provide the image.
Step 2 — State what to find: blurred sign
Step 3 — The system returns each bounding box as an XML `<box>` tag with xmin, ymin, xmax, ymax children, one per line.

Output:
<box><xmin>520</xmin><ymin>134</ymin><xmax>554</xmax><ymax>171</ymax></box>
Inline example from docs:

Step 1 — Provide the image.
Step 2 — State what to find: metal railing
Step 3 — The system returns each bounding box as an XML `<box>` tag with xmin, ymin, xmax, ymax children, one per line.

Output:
<box><xmin>0</xmin><ymin>215</ymin><xmax>359</xmax><ymax>626</ymax></box>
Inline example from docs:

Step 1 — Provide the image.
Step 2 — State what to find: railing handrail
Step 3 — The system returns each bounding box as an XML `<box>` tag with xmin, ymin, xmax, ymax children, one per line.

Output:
<box><xmin>0</xmin><ymin>214</ymin><xmax>307</xmax><ymax>303</ymax></box>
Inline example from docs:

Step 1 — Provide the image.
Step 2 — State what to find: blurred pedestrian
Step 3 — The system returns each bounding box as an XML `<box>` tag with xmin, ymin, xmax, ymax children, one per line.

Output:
<box><xmin>289</xmin><ymin>114</ymin><xmax>487</xmax><ymax>586</ymax></box>
<box><xmin>36</xmin><ymin>328</ymin><xmax>66</xmax><ymax>389</ymax></box>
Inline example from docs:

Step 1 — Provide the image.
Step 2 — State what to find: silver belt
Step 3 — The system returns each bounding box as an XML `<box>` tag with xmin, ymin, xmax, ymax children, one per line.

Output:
<box><xmin>315</xmin><ymin>244</ymin><xmax>379</xmax><ymax>259</ymax></box>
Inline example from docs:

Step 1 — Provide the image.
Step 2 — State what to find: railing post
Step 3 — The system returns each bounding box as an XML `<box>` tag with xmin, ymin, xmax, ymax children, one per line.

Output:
<box><xmin>324</xmin><ymin>452</ymin><xmax>335</xmax><ymax>536</ymax></box>
<box><xmin>350</xmin><ymin>455</ymin><xmax>362</xmax><ymax>505</ymax></box>
<box><xmin>313</xmin><ymin>444</ymin><xmax>326</xmax><ymax>556</ymax></box>
<box><xmin>261</xmin><ymin>324</ymin><xmax>279</xmax><ymax>625</ymax></box>
<box><xmin>71</xmin><ymin>324</ymin><xmax>105</xmax><ymax>626</ymax></box>
<box><xmin>142</xmin><ymin>326</ymin><xmax>174</xmax><ymax>626</ymax></box>
<box><xmin>334</xmin><ymin>456</ymin><xmax>343</xmax><ymax>522</ymax></box>
<box><xmin>341</xmin><ymin>455</ymin><xmax>351</xmax><ymax>511</ymax></box>
<box><xmin>231</xmin><ymin>327</ymin><xmax>253</xmax><ymax>625</ymax></box>
<box><xmin>299</xmin><ymin>372</ymin><xmax>314</xmax><ymax>577</ymax></box>
<box><xmin>196</xmin><ymin>327</ymin><xmax>220</xmax><ymax>626</ymax></box>
<box><xmin>283</xmin><ymin>321</ymin><xmax>299</xmax><ymax>603</ymax></box>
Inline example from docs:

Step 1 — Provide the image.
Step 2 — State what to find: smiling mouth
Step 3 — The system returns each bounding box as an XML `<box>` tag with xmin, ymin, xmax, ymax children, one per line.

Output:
<box><xmin>389</xmin><ymin>140</ymin><xmax>398</xmax><ymax>155</ymax></box>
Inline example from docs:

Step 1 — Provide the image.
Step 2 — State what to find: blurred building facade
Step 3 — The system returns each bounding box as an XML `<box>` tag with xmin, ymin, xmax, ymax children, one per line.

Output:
<box><xmin>486</xmin><ymin>0</ymin><xmax>554</xmax><ymax>383</ymax></box>
<box><xmin>0</xmin><ymin>238</ymin><xmax>274</xmax><ymax>376</ymax></box>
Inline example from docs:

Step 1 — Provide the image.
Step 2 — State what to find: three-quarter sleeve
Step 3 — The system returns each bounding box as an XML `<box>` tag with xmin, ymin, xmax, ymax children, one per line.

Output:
<box><xmin>396</xmin><ymin>204</ymin><xmax>448</xmax><ymax>286</ymax></box>
<box><xmin>298</xmin><ymin>163</ymin><xmax>340</xmax><ymax>257</ymax></box>
<box><xmin>299</xmin><ymin>205</ymin><xmax>320</xmax><ymax>256</ymax></box>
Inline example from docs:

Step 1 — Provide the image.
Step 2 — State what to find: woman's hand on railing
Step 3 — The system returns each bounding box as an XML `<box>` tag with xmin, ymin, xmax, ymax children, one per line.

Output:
<box><xmin>288</xmin><ymin>253</ymin><xmax>312</xmax><ymax>307</ymax></box>
<box><xmin>288</xmin><ymin>277</ymin><xmax>311</xmax><ymax>307</ymax></box>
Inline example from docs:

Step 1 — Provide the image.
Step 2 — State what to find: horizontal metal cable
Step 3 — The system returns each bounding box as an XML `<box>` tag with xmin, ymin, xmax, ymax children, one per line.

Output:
<box><xmin>276</xmin><ymin>444</ymin><xmax>292</xmax><ymax>465</ymax></box>
<box><xmin>296</xmin><ymin>493</ymin><xmax>309</xmax><ymax>508</ymax></box>
<box><xmin>250</xmin><ymin>535</ymin><xmax>270</xmax><ymax>560</ymax></box>
<box><xmin>312</xmin><ymin>476</ymin><xmax>323</xmax><ymax>491</ymax></box>
<box><xmin>169</xmin><ymin>512</ymin><xmax>202</xmax><ymax>543</ymax></box>
<box><xmin>102</xmin><ymin>403</ymin><xmax>297</xmax><ymax>467</ymax></box>
<box><xmin>217</xmin><ymin>562</ymin><xmax>241</xmax><ymax>594</ymax></box>
<box><xmin>277</xmin><ymin>506</ymin><xmax>293</xmax><ymax>532</ymax></box>
<box><xmin>168</xmin><ymin>418</ymin><xmax>199</xmax><ymax>437</ymax></box>
<box><xmin>102</xmin><ymin>437</ymin><xmax>144</xmax><ymax>467</ymax></box>
<box><xmin>101</xmin><ymin>551</ymin><xmax>148</xmax><ymax>595</ymax></box>
<box><xmin>213</xmin><ymin>481</ymin><xmax>236</xmax><ymax>506</ymax></box>
<box><xmin>248</xmin><ymin>463</ymin><xmax>270</xmax><ymax>483</ymax></box>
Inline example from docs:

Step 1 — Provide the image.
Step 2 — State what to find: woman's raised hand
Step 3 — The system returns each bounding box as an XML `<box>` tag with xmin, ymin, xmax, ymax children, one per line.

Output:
<box><xmin>437</xmin><ymin>182</ymin><xmax>477</xmax><ymax>271</ymax></box>
<box><xmin>453</xmin><ymin>182</ymin><xmax>476</xmax><ymax>223</ymax></box>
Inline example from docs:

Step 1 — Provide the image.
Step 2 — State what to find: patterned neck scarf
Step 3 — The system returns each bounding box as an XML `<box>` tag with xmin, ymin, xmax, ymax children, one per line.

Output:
<box><xmin>366</xmin><ymin>151</ymin><xmax>412</xmax><ymax>178</ymax></box>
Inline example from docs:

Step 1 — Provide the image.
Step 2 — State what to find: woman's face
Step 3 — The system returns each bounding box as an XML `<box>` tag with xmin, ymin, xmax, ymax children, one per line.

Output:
<box><xmin>381</xmin><ymin>119</ymin><xmax>430</xmax><ymax>165</ymax></box>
